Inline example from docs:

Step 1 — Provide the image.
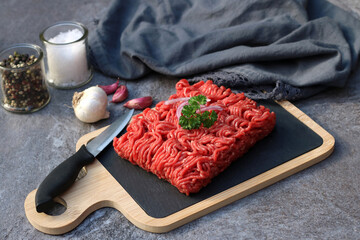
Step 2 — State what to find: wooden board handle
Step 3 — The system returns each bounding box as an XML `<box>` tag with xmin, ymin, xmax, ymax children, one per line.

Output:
<box><xmin>24</xmin><ymin>127</ymin><xmax>111</xmax><ymax>235</ymax></box>
<box><xmin>24</xmin><ymin>159</ymin><xmax>113</xmax><ymax>235</ymax></box>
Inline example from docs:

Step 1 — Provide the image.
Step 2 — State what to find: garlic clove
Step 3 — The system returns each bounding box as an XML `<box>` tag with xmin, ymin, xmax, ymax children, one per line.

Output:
<box><xmin>97</xmin><ymin>80</ymin><xmax>119</xmax><ymax>95</ymax></box>
<box><xmin>124</xmin><ymin>96</ymin><xmax>153</xmax><ymax>110</ymax></box>
<box><xmin>111</xmin><ymin>85</ymin><xmax>128</xmax><ymax>103</ymax></box>
<box><xmin>72</xmin><ymin>86</ymin><xmax>110</xmax><ymax>123</ymax></box>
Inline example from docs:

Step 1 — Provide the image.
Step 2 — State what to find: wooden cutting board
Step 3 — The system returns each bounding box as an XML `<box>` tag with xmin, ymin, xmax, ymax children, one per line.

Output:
<box><xmin>24</xmin><ymin>100</ymin><xmax>334</xmax><ymax>235</ymax></box>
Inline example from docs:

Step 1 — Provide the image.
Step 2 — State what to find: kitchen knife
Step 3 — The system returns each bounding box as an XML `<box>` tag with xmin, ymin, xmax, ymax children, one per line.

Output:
<box><xmin>35</xmin><ymin>109</ymin><xmax>134</xmax><ymax>213</ymax></box>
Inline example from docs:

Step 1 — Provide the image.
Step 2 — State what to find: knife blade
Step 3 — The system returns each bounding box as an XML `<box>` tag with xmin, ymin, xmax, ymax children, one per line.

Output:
<box><xmin>35</xmin><ymin>108</ymin><xmax>134</xmax><ymax>213</ymax></box>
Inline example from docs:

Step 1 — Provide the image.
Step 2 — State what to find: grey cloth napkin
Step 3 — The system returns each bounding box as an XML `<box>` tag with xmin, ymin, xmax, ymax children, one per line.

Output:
<box><xmin>88</xmin><ymin>0</ymin><xmax>360</xmax><ymax>100</ymax></box>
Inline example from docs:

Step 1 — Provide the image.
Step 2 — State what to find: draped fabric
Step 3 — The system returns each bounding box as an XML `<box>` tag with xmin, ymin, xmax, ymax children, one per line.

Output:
<box><xmin>88</xmin><ymin>0</ymin><xmax>360</xmax><ymax>100</ymax></box>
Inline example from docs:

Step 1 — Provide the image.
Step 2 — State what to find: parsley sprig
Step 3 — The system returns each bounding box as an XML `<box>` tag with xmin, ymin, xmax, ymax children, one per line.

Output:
<box><xmin>179</xmin><ymin>95</ymin><xmax>218</xmax><ymax>130</ymax></box>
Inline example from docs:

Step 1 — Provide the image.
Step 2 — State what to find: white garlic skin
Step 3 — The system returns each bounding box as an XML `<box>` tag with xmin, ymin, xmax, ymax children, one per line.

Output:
<box><xmin>72</xmin><ymin>86</ymin><xmax>110</xmax><ymax>123</ymax></box>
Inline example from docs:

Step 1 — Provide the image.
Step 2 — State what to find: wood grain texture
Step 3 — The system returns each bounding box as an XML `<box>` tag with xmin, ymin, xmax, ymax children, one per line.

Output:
<box><xmin>24</xmin><ymin>100</ymin><xmax>335</xmax><ymax>235</ymax></box>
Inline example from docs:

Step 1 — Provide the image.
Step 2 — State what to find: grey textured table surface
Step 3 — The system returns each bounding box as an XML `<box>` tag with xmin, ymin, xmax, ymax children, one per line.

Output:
<box><xmin>0</xmin><ymin>1</ymin><xmax>359</xmax><ymax>239</ymax></box>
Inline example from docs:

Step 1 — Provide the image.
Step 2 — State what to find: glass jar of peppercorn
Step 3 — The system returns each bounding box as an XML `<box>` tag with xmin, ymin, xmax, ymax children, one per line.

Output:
<box><xmin>0</xmin><ymin>43</ymin><xmax>50</xmax><ymax>113</ymax></box>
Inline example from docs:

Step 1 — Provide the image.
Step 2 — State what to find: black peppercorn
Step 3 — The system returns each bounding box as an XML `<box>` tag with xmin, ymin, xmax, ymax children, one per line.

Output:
<box><xmin>0</xmin><ymin>51</ymin><xmax>49</xmax><ymax>112</ymax></box>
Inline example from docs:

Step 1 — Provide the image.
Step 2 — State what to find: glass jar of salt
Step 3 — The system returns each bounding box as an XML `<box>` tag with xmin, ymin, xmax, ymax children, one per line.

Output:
<box><xmin>40</xmin><ymin>21</ymin><xmax>92</xmax><ymax>89</ymax></box>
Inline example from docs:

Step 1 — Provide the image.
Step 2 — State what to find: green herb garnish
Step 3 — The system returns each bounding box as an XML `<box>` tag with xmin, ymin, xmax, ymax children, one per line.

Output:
<box><xmin>179</xmin><ymin>95</ymin><xmax>218</xmax><ymax>130</ymax></box>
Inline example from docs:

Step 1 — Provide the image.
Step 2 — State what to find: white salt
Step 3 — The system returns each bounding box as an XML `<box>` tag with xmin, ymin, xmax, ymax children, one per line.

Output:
<box><xmin>45</xmin><ymin>29</ymin><xmax>91</xmax><ymax>88</ymax></box>
<box><xmin>48</xmin><ymin>29</ymin><xmax>83</xmax><ymax>44</ymax></box>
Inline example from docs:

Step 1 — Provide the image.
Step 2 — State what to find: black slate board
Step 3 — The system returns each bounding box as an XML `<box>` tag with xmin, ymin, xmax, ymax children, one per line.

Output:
<box><xmin>97</xmin><ymin>101</ymin><xmax>323</xmax><ymax>218</ymax></box>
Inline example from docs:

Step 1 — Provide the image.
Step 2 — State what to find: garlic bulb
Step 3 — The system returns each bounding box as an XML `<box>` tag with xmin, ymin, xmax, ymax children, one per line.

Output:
<box><xmin>72</xmin><ymin>86</ymin><xmax>110</xmax><ymax>123</ymax></box>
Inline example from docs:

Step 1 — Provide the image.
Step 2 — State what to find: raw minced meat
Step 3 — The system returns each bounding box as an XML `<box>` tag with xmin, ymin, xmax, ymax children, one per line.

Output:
<box><xmin>113</xmin><ymin>79</ymin><xmax>276</xmax><ymax>195</ymax></box>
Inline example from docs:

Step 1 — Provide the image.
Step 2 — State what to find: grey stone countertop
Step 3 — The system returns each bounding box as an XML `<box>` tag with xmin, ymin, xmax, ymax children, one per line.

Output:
<box><xmin>0</xmin><ymin>0</ymin><xmax>359</xmax><ymax>239</ymax></box>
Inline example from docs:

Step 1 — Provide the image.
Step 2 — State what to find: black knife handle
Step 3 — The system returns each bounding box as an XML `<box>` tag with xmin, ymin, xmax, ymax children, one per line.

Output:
<box><xmin>35</xmin><ymin>145</ymin><xmax>95</xmax><ymax>213</ymax></box>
